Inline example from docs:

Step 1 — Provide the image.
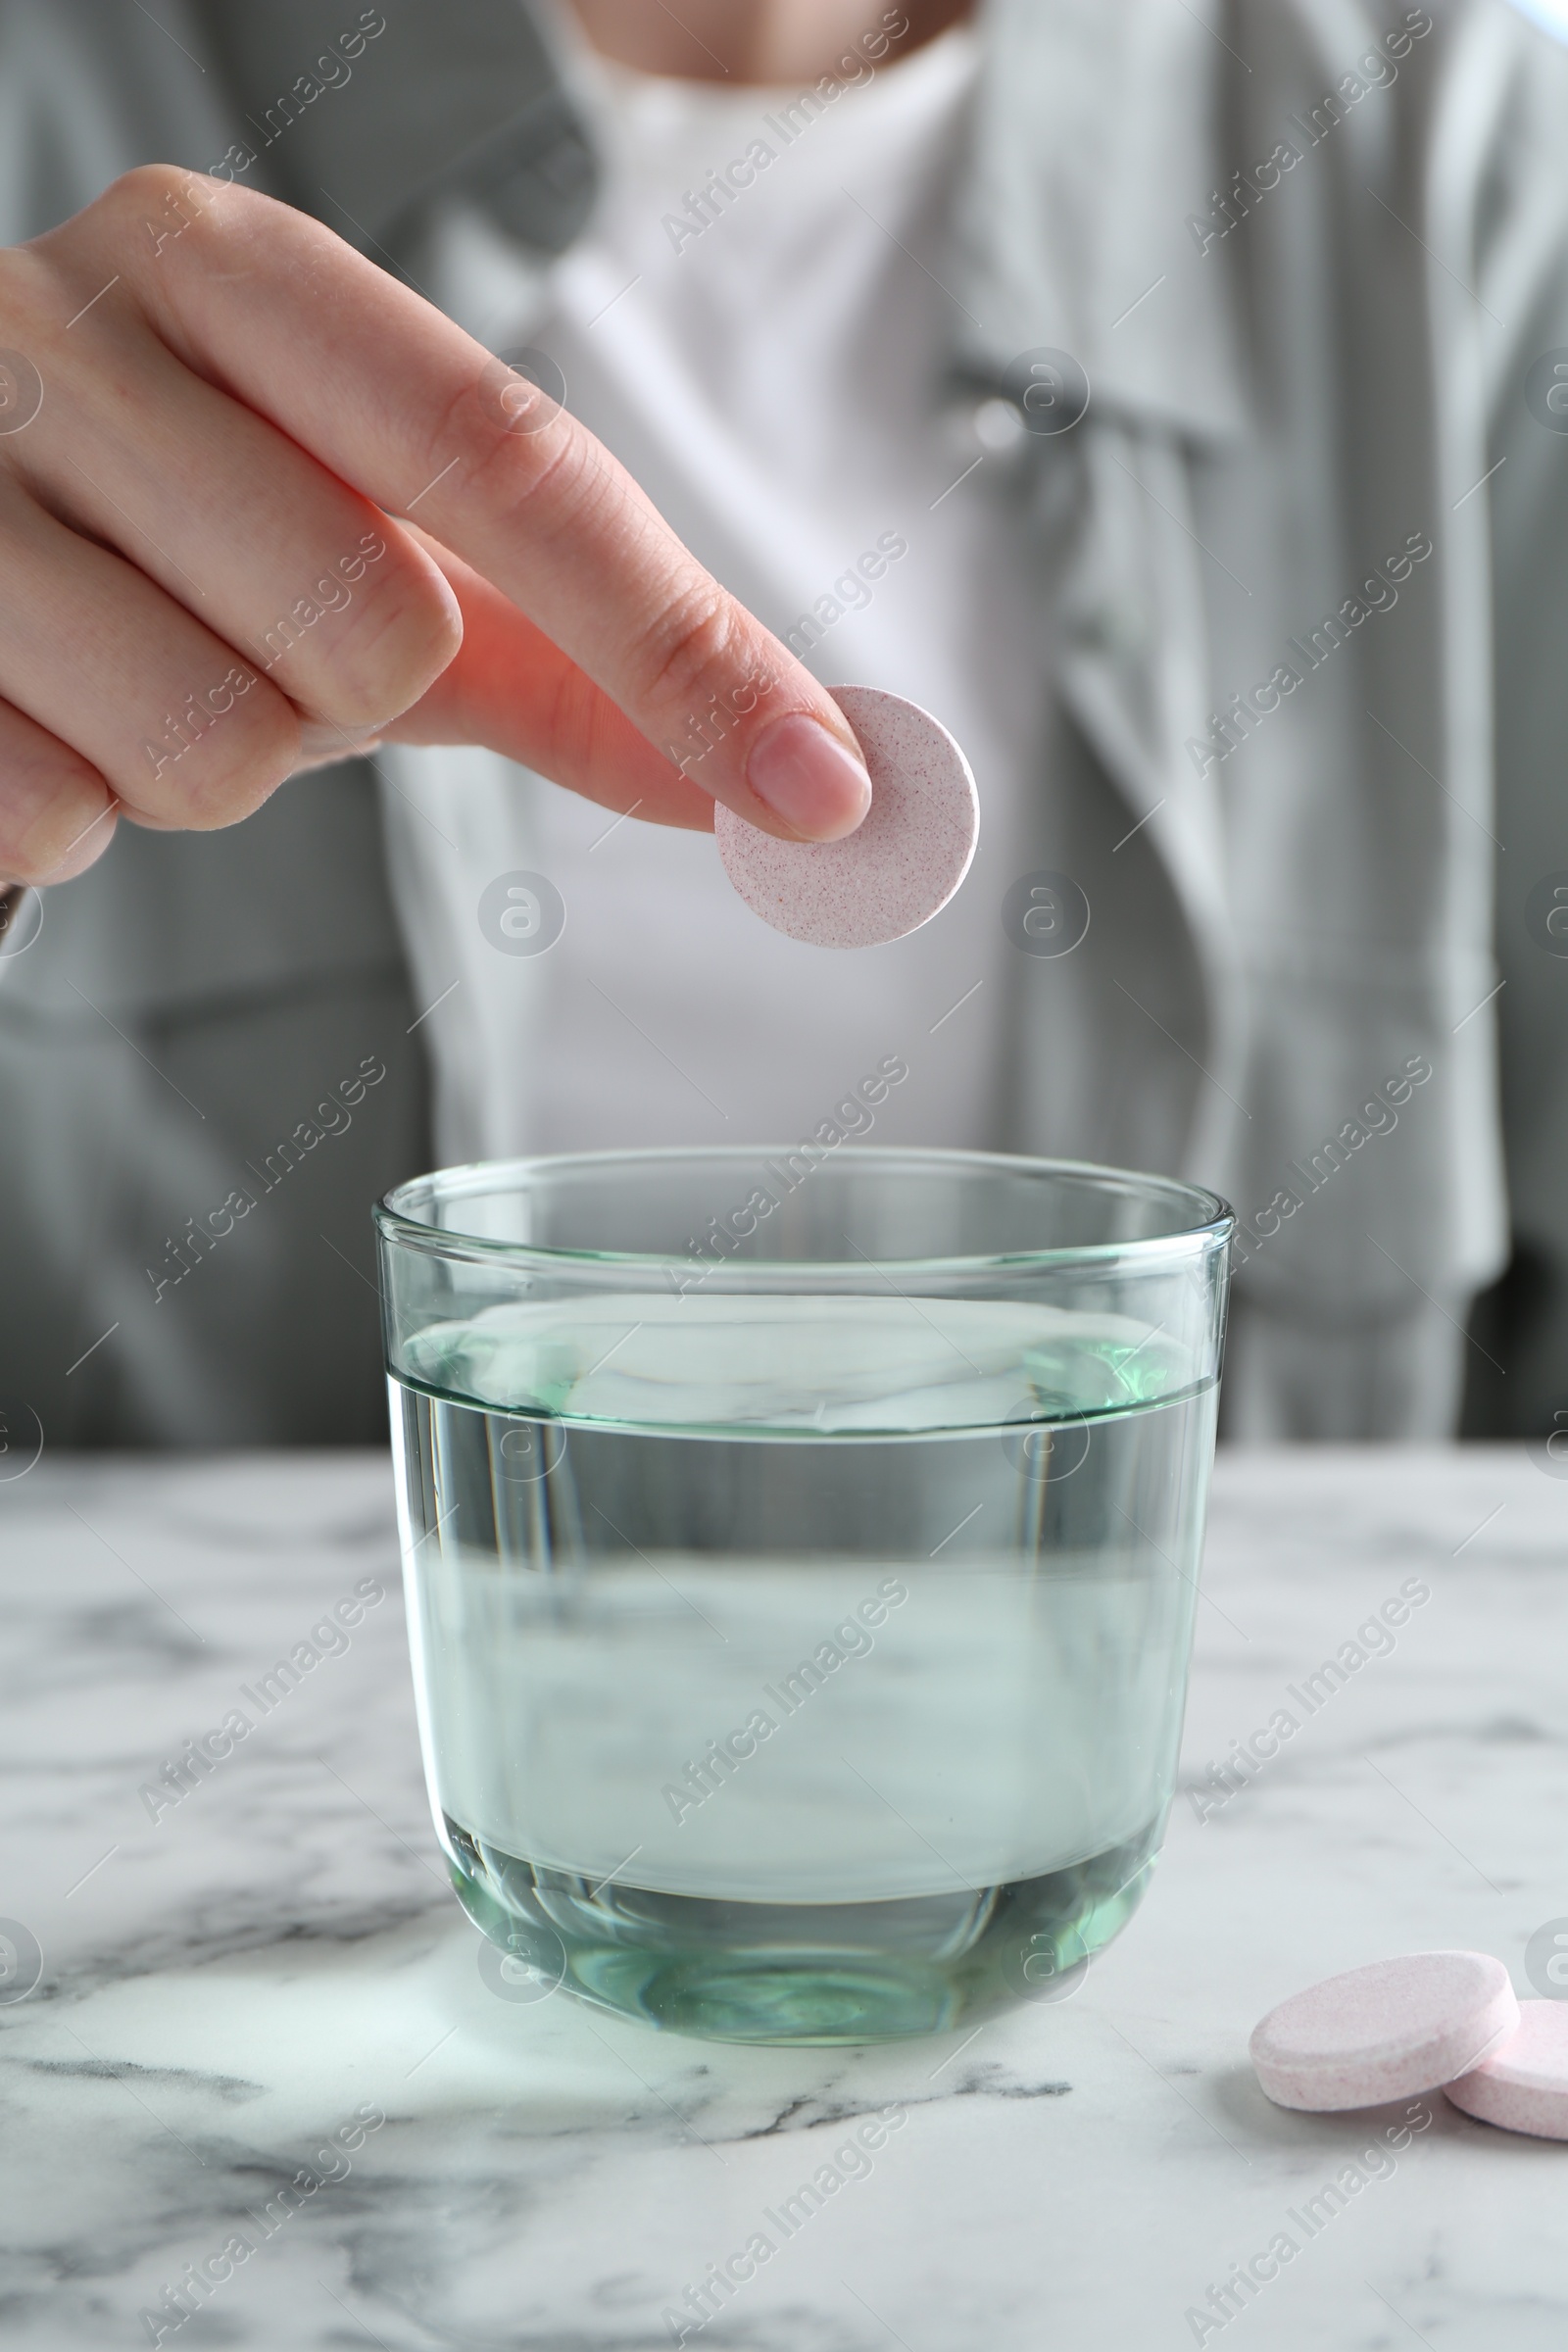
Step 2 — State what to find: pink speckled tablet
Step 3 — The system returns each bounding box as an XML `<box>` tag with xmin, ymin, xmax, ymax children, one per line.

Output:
<box><xmin>1445</xmin><ymin>2002</ymin><xmax>1568</xmax><ymax>2139</ymax></box>
<box><xmin>716</xmin><ymin>686</ymin><xmax>979</xmax><ymax>949</ymax></box>
<box><xmin>1250</xmin><ymin>1953</ymin><xmax>1519</xmax><ymax>2112</ymax></box>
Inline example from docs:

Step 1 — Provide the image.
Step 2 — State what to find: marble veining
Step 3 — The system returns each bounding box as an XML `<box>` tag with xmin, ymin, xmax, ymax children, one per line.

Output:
<box><xmin>2</xmin><ymin>1446</ymin><xmax>1566</xmax><ymax>2349</ymax></box>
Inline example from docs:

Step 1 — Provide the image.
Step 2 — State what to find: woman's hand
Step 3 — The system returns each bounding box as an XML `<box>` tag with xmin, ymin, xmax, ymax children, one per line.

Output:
<box><xmin>0</xmin><ymin>166</ymin><xmax>871</xmax><ymax>887</ymax></box>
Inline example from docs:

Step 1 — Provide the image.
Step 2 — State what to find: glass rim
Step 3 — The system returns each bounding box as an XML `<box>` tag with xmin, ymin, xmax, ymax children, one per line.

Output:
<box><xmin>375</xmin><ymin>1146</ymin><xmax>1235</xmax><ymax>1277</ymax></box>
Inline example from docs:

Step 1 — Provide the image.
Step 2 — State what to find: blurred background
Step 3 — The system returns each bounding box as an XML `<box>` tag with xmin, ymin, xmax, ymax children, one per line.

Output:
<box><xmin>2</xmin><ymin>0</ymin><xmax>1567</xmax><ymax>1452</ymax></box>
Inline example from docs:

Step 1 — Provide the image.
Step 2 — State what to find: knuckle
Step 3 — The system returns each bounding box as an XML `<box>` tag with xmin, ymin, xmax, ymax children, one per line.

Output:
<box><xmin>92</xmin><ymin>163</ymin><xmax>249</xmax><ymax>280</ymax></box>
<box><xmin>139</xmin><ymin>672</ymin><xmax>299</xmax><ymax>827</ymax></box>
<box><xmin>309</xmin><ymin>558</ymin><xmax>462</xmax><ymax>727</ymax></box>
<box><xmin>104</xmin><ymin>161</ymin><xmax>199</xmax><ymax>215</ymax></box>
<box><xmin>431</xmin><ymin>373</ymin><xmax>581</xmax><ymax>522</ymax></box>
<box><xmin>0</xmin><ymin>760</ymin><xmax>109</xmax><ymax>884</ymax></box>
<box><xmin>244</xmin><ymin>539</ymin><xmax>461</xmax><ymax>732</ymax></box>
<box><xmin>627</xmin><ymin>582</ymin><xmax>740</xmax><ymax>713</ymax></box>
<box><xmin>92</xmin><ymin>165</ymin><xmax>190</xmax><ymax>254</ymax></box>
<box><xmin>103</xmin><ymin>161</ymin><xmax>222</xmax><ymax>230</ymax></box>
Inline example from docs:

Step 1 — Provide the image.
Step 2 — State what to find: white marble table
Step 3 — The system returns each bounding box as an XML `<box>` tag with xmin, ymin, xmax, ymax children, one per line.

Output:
<box><xmin>2</xmin><ymin>1446</ymin><xmax>1565</xmax><ymax>2350</ymax></box>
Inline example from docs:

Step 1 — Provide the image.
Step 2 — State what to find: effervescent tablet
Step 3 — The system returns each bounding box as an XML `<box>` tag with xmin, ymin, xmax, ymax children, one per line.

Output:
<box><xmin>1445</xmin><ymin>2001</ymin><xmax>1568</xmax><ymax>2139</ymax></box>
<box><xmin>1250</xmin><ymin>1952</ymin><xmax>1519</xmax><ymax>2112</ymax></box>
<box><xmin>715</xmin><ymin>685</ymin><xmax>979</xmax><ymax>949</ymax></box>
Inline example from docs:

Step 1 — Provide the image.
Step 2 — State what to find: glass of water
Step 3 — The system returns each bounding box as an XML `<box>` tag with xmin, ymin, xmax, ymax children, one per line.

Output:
<box><xmin>376</xmin><ymin>1149</ymin><xmax>1232</xmax><ymax>2045</ymax></box>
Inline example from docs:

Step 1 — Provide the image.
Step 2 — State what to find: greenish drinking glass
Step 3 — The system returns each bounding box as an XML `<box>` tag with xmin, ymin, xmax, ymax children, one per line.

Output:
<box><xmin>376</xmin><ymin>1148</ymin><xmax>1233</xmax><ymax>2045</ymax></box>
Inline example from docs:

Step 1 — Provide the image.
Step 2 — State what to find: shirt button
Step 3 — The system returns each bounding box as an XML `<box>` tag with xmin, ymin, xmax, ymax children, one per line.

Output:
<box><xmin>973</xmin><ymin>395</ymin><xmax>1027</xmax><ymax>453</ymax></box>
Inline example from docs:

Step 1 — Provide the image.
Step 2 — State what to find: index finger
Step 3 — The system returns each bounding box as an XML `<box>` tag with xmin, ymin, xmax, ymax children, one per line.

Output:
<box><xmin>104</xmin><ymin>170</ymin><xmax>872</xmax><ymax>845</ymax></box>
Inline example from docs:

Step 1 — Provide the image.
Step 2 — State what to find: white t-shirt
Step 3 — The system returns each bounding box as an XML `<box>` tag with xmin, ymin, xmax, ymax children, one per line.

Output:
<box><xmin>383</xmin><ymin>24</ymin><xmax>1046</xmax><ymax>1162</ymax></box>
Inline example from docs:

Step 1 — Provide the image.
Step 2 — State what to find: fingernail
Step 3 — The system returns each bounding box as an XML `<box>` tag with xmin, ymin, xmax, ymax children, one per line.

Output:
<box><xmin>745</xmin><ymin>714</ymin><xmax>872</xmax><ymax>841</ymax></box>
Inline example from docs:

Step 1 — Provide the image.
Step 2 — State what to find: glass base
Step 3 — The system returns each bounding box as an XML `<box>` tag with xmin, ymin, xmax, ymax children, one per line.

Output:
<box><xmin>448</xmin><ymin>1812</ymin><xmax>1160</xmax><ymax>2044</ymax></box>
